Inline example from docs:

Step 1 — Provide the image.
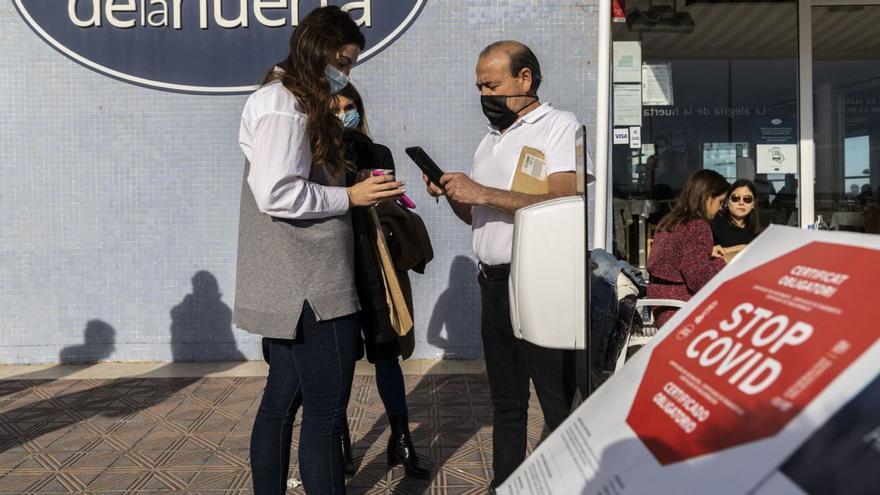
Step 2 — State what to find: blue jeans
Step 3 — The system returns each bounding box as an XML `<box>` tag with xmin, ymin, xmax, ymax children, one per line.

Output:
<box><xmin>250</xmin><ymin>304</ymin><xmax>360</xmax><ymax>495</ymax></box>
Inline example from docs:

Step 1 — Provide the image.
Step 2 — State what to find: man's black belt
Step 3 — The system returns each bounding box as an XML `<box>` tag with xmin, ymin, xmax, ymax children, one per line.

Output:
<box><xmin>479</xmin><ymin>262</ymin><xmax>511</xmax><ymax>281</ymax></box>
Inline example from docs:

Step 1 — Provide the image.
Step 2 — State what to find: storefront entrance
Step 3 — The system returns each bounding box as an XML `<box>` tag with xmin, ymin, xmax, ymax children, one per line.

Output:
<box><xmin>606</xmin><ymin>0</ymin><xmax>880</xmax><ymax>267</ymax></box>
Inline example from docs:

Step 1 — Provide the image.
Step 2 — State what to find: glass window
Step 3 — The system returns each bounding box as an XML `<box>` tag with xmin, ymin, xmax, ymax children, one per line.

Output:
<box><xmin>610</xmin><ymin>0</ymin><xmax>799</xmax><ymax>268</ymax></box>
<box><xmin>812</xmin><ymin>4</ymin><xmax>880</xmax><ymax>233</ymax></box>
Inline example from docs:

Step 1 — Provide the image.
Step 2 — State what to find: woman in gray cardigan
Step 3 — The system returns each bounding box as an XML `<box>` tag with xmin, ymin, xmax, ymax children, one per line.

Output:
<box><xmin>235</xmin><ymin>7</ymin><xmax>405</xmax><ymax>495</ymax></box>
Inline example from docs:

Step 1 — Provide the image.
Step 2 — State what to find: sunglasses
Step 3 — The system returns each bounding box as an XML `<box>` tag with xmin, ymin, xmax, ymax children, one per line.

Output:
<box><xmin>729</xmin><ymin>195</ymin><xmax>754</xmax><ymax>204</ymax></box>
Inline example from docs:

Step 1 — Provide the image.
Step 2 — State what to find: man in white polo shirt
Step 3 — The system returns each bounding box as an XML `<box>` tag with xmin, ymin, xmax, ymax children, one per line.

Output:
<box><xmin>424</xmin><ymin>40</ymin><xmax>593</xmax><ymax>489</ymax></box>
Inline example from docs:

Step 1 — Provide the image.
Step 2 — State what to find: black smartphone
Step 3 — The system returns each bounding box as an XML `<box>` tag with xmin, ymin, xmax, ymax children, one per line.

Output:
<box><xmin>405</xmin><ymin>146</ymin><xmax>445</xmax><ymax>189</ymax></box>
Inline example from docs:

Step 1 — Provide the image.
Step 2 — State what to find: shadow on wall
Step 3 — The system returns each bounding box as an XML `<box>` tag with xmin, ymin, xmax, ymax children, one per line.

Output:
<box><xmin>8</xmin><ymin>270</ymin><xmax>242</xmax><ymax>368</ymax></box>
<box><xmin>58</xmin><ymin>319</ymin><xmax>116</xmax><ymax>364</ymax></box>
<box><xmin>170</xmin><ymin>271</ymin><xmax>246</xmax><ymax>362</ymax></box>
<box><xmin>0</xmin><ymin>273</ymin><xmax>250</xmax><ymax>451</ymax></box>
<box><xmin>0</xmin><ymin>273</ymin><xmax>250</xmax><ymax>452</ymax></box>
<box><xmin>425</xmin><ymin>255</ymin><xmax>481</xmax><ymax>359</ymax></box>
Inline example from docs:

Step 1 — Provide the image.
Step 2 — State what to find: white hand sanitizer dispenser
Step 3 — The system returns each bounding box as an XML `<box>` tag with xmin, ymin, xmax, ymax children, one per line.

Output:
<box><xmin>509</xmin><ymin>196</ymin><xmax>586</xmax><ymax>350</ymax></box>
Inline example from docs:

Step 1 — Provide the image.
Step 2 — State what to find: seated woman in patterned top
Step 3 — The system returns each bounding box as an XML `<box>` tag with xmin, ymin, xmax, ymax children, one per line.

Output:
<box><xmin>647</xmin><ymin>170</ymin><xmax>730</xmax><ymax>328</ymax></box>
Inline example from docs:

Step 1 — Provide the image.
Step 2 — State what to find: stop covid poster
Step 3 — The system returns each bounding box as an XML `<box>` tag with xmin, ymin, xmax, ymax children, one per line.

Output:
<box><xmin>498</xmin><ymin>226</ymin><xmax>880</xmax><ymax>495</ymax></box>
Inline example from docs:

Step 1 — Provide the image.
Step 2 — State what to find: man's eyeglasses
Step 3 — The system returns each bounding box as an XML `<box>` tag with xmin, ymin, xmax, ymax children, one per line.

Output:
<box><xmin>729</xmin><ymin>195</ymin><xmax>754</xmax><ymax>204</ymax></box>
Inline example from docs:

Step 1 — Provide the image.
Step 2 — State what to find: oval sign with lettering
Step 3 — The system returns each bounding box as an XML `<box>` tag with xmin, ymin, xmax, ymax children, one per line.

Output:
<box><xmin>14</xmin><ymin>0</ymin><xmax>425</xmax><ymax>94</ymax></box>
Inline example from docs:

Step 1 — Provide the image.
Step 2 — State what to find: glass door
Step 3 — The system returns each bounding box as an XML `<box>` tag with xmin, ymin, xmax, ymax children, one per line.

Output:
<box><xmin>810</xmin><ymin>2</ymin><xmax>880</xmax><ymax>233</ymax></box>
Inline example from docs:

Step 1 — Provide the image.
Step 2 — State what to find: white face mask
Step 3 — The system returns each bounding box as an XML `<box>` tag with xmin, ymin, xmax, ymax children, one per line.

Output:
<box><xmin>324</xmin><ymin>64</ymin><xmax>350</xmax><ymax>94</ymax></box>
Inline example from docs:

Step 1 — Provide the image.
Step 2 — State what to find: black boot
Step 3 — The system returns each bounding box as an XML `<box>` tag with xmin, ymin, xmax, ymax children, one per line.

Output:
<box><xmin>386</xmin><ymin>414</ymin><xmax>430</xmax><ymax>479</ymax></box>
<box><xmin>341</xmin><ymin>423</ymin><xmax>355</xmax><ymax>477</ymax></box>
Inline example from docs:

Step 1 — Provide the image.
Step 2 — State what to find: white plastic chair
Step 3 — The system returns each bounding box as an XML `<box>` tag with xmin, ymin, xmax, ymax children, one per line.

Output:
<box><xmin>613</xmin><ymin>298</ymin><xmax>686</xmax><ymax>372</ymax></box>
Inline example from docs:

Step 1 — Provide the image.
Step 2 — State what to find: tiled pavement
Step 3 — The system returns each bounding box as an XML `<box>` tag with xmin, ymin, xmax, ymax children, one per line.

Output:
<box><xmin>0</xmin><ymin>367</ymin><xmax>546</xmax><ymax>494</ymax></box>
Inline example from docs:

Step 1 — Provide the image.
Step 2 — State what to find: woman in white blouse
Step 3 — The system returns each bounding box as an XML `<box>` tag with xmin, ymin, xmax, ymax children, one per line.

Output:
<box><xmin>235</xmin><ymin>6</ymin><xmax>405</xmax><ymax>495</ymax></box>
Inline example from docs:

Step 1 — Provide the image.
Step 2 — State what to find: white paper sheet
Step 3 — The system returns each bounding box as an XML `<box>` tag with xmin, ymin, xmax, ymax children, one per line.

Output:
<box><xmin>613</xmin><ymin>84</ymin><xmax>642</xmax><ymax>127</ymax></box>
<box><xmin>642</xmin><ymin>63</ymin><xmax>674</xmax><ymax>106</ymax></box>
<box><xmin>757</xmin><ymin>144</ymin><xmax>798</xmax><ymax>174</ymax></box>
<box><xmin>629</xmin><ymin>126</ymin><xmax>641</xmax><ymax>149</ymax></box>
<box><xmin>613</xmin><ymin>41</ymin><xmax>642</xmax><ymax>83</ymax></box>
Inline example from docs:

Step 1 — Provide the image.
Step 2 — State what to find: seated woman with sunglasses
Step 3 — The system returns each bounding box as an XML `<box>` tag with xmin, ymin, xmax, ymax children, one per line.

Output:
<box><xmin>712</xmin><ymin>179</ymin><xmax>762</xmax><ymax>260</ymax></box>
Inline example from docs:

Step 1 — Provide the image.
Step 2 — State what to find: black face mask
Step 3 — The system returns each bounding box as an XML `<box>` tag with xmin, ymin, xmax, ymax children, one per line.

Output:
<box><xmin>480</xmin><ymin>94</ymin><xmax>538</xmax><ymax>130</ymax></box>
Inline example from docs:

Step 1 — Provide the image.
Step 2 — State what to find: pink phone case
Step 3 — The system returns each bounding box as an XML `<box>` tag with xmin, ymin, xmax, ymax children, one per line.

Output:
<box><xmin>371</xmin><ymin>170</ymin><xmax>416</xmax><ymax>209</ymax></box>
<box><xmin>397</xmin><ymin>194</ymin><xmax>416</xmax><ymax>209</ymax></box>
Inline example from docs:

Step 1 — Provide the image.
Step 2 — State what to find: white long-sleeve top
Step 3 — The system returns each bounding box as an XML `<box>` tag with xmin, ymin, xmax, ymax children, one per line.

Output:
<box><xmin>238</xmin><ymin>78</ymin><xmax>350</xmax><ymax>219</ymax></box>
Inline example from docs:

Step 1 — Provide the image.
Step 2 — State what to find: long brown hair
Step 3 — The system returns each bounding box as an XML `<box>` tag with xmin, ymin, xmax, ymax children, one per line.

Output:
<box><xmin>721</xmin><ymin>179</ymin><xmax>762</xmax><ymax>236</ymax></box>
<box><xmin>262</xmin><ymin>6</ymin><xmax>365</xmax><ymax>180</ymax></box>
<box><xmin>658</xmin><ymin>169</ymin><xmax>730</xmax><ymax>232</ymax></box>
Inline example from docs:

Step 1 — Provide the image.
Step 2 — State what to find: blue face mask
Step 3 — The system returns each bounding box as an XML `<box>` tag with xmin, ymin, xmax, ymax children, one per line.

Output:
<box><xmin>324</xmin><ymin>64</ymin><xmax>350</xmax><ymax>94</ymax></box>
<box><xmin>337</xmin><ymin>109</ymin><xmax>361</xmax><ymax>129</ymax></box>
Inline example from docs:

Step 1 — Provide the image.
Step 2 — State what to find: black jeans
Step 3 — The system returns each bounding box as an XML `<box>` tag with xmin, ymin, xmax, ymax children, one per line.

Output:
<box><xmin>478</xmin><ymin>273</ymin><xmax>576</xmax><ymax>488</ymax></box>
<box><xmin>374</xmin><ymin>357</ymin><xmax>407</xmax><ymax>416</ymax></box>
<box><xmin>250</xmin><ymin>304</ymin><xmax>360</xmax><ymax>495</ymax></box>
<box><xmin>342</xmin><ymin>356</ymin><xmax>408</xmax><ymax>432</ymax></box>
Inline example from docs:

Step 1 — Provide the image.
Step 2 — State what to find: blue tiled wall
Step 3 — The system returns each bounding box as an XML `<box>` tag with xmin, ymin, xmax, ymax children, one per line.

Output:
<box><xmin>0</xmin><ymin>1</ymin><xmax>598</xmax><ymax>364</ymax></box>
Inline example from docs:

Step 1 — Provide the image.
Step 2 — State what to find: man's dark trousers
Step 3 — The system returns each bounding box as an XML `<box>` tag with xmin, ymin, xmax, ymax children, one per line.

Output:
<box><xmin>478</xmin><ymin>267</ymin><xmax>575</xmax><ymax>488</ymax></box>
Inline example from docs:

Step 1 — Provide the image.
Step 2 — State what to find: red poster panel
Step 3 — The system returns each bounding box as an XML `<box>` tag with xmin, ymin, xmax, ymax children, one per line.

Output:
<box><xmin>627</xmin><ymin>242</ymin><xmax>878</xmax><ymax>465</ymax></box>
<box><xmin>613</xmin><ymin>0</ymin><xmax>626</xmax><ymax>22</ymax></box>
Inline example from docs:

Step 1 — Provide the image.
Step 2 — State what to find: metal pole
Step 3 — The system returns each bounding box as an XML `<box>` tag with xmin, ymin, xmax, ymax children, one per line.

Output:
<box><xmin>594</xmin><ymin>0</ymin><xmax>611</xmax><ymax>251</ymax></box>
<box><xmin>584</xmin><ymin>0</ymin><xmax>612</xmax><ymax>398</ymax></box>
<box><xmin>798</xmin><ymin>0</ymin><xmax>815</xmax><ymax>228</ymax></box>
<box><xmin>583</xmin><ymin>128</ymin><xmax>593</xmax><ymax>399</ymax></box>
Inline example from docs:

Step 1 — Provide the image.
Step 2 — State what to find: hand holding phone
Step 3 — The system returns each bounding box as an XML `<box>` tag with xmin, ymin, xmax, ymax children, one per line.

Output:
<box><xmin>371</xmin><ymin>169</ymin><xmax>416</xmax><ymax>209</ymax></box>
<box><xmin>348</xmin><ymin>171</ymin><xmax>405</xmax><ymax>207</ymax></box>
<box><xmin>405</xmin><ymin>147</ymin><xmax>445</xmax><ymax>190</ymax></box>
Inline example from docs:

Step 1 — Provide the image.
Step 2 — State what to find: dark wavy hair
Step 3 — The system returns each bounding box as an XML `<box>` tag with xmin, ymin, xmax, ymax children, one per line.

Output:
<box><xmin>721</xmin><ymin>179</ymin><xmax>762</xmax><ymax>236</ymax></box>
<box><xmin>262</xmin><ymin>6</ymin><xmax>365</xmax><ymax>180</ymax></box>
<box><xmin>658</xmin><ymin>169</ymin><xmax>730</xmax><ymax>232</ymax></box>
